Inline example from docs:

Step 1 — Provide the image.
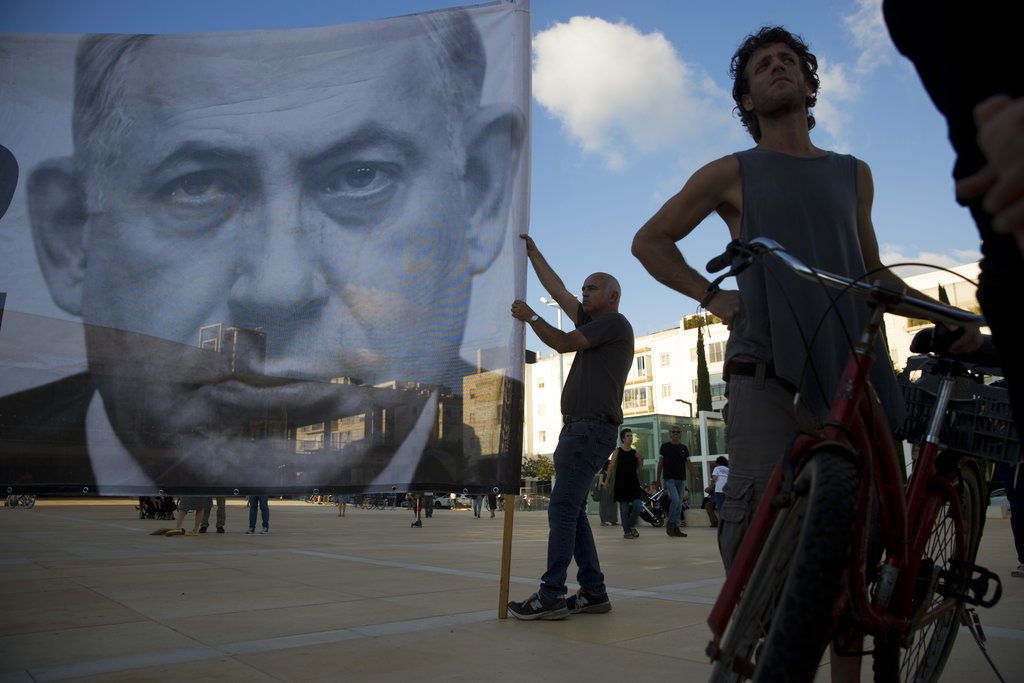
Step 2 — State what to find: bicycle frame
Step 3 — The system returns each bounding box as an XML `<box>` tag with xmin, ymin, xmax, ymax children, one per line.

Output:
<box><xmin>706</xmin><ymin>286</ymin><xmax>971</xmax><ymax>667</ymax></box>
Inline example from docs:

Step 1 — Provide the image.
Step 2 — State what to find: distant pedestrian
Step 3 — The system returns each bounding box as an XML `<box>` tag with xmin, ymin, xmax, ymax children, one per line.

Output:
<box><xmin>472</xmin><ymin>494</ymin><xmax>484</xmax><ymax>518</ymax></box>
<box><xmin>612</xmin><ymin>429</ymin><xmax>643</xmax><ymax>539</ymax></box>
<box><xmin>200</xmin><ymin>496</ymin><xmax>226</xmax><ymax>533</ymax></box>
<box><xmin>410</xmin><ymin>492</ymin><xmax>423</xmax><ymax>527</ymax></box>
<box><xmin>246</xmin><ymin>495</ymin><xmax>269</xmax><ymax>534</ymax></box>
<box><xmin>337</xmin><ymin>495</ymin><xmax>348</xmax><ymax>517</ymax></box>
<box><xmin>486</xmin><ymin>492</ymin><xmax>497</xmax><ymax>518</ymax></box>
<box><xmin>422</xmin><ymin>491</ymin><xmax>435</xmax><ymax>518</ymax></box>
<box><xmin>995</xmin><ymin>463</ymin><xmax>1023</xmax><ymax>578</ymax></box>
<box><xmin>166</xmin><ymin>496</ymin><xmax>211</xmax><ymax>537</ymax></box>
<box><xmin>597</xmin><ymin>457</ymin><xmax>618</xmax><ymax>526</ymax></box>
<box><xmin>707</xmin><ymin>457</ymin><xmax>729</xmax><ymax>528</ymax></box>
<box><xmin>655</xmin><ymin>426</ymin><xmax>698</xmax><ymax>538</ymax></box>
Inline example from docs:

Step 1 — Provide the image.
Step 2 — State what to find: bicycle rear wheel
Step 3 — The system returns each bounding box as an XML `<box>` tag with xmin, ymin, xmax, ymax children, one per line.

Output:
<box><xmin>872</xmin><ymin>460</ymin><xmax>983</xmax><ymax>683</ymax></box>
<box><xmin>710</xmin><ymin>450</ymin><xmax>860</xmax><ymax>683</ymax></box>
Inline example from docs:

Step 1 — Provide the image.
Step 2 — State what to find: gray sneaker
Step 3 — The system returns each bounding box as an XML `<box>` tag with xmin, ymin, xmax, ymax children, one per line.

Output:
<box><xmin>566</xmin><ymin>589</ymin><xmax>611</xmax><ymax>614</ymax></box>
<box><xmin>507</xmin><ymin>592</ymin><xmax>569</xmax><ymax>620</ymax></box>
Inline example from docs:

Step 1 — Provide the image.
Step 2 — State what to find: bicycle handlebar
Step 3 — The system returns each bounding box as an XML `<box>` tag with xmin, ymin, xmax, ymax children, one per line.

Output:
<box><xmin>706</xmin><ymin>237</ymin><xmax>985</xmax><ymax>329</ymax></box>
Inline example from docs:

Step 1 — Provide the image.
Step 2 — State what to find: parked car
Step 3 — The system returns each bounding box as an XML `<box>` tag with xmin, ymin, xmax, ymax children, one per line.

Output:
<box><xmin>434</xmin><ymin>494</ymin><xmax>472</xmax><ymax>509</ymax></box>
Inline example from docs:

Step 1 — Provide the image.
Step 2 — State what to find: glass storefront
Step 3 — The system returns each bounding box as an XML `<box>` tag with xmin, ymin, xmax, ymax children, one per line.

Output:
<box><xmin>621</xmin><ymin>412</ymin><xmax>725</xmax><ymax>502</ymax></box>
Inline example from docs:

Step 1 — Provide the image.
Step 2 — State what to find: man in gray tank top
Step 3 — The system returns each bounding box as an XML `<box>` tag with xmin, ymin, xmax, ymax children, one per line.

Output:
<box><xmin>507</xmin><ymin>235</ymin><xmax>634</xmax><ymax>620</ymax></box>
<box><xmin>631</xmin><ymin>26</ymin><xmax>981</xmax><ymax>575</ymax></box>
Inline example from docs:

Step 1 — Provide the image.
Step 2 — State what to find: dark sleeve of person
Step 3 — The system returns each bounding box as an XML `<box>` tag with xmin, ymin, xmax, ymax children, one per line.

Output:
<box><xmin>659</xmin><ymin>443</ymin><xmax>668</xmax><ymax>457</ymax></box>
<box><xmin>575</xmin><ymin>311</ymin><xmax>629</xmax><ymax>349</ymax></box>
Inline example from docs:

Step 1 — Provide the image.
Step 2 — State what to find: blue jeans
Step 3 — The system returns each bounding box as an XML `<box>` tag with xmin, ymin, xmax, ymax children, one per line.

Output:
<box><xmin>248</xmin><ymin>495</ymin><xmax>269</xmax><ymax>530</ymax></box>
<box><xmin>472</xmin><ymin>496</ymin><xmax>483</xmax><ymax>516</ymax></box>
<box><xmin>539</xmin><ymin>418</ymin><xmax>617</xmax><ymax>600</ymax></box>
<box><xmin>664</xmin><ymin>478</ymin><xmax>686</xmax><ymax>527</ymax></box>
<box><xmin>618</xmin><ymin>499</ymin><xmax>641</xmax><ymax>534</ymax></box>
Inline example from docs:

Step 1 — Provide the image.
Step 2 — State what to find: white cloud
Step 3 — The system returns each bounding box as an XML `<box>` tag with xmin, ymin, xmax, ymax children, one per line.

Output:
<box><xmin>879</xmin><ymin>244</ymin><xmax>981</xmax><ymax>276</ymax></box>
<box><xmin>813</xmin><ymin>56</ymin><xmax>861</xmax><ymax>152</ymax></box>
<box><xmin>532</xmin><ymin>16</ymin><xmax>732</xmax><ymax>169</ymax></box>
<box><xmin>809</xmin><ymin>0</ymin><xmax>903</xmax><ymax>149</ymax></box>
<box><xmin>842</xmin><ymin>0</ymin><xmax>897</xmax><ymax>76</ymax></box>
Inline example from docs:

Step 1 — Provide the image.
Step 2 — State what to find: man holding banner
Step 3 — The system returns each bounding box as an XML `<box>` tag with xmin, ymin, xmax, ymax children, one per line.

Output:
<box><xmin>508</xmin><ymin>235</ymin><xmax>634</xmax><ymax>620</ymax></box>
<box><xmin>0</xmin><ymin>5</ymin><xmax>527</xmax><ymax>496</ymax></box>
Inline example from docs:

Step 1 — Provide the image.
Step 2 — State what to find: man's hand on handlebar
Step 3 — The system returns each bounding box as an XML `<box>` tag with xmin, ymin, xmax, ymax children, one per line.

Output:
<box><xmin>946</xmin><ymin>323</ymin><xmax>984</xmax><ymax>355</ymax></box>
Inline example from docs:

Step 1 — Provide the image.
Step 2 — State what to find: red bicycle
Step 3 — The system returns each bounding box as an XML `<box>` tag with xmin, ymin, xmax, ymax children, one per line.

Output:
<box><xmin>703</xmin><ymin>238</ymin><xmax>1016</xmax><ymax>682</ymax></box>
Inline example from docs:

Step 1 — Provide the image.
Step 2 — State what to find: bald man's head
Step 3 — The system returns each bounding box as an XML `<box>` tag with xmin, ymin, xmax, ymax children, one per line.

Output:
<box><xmin>581</xmin><ymin>272</ymin><xmax>621</xmax><ymax>316</ymax></box>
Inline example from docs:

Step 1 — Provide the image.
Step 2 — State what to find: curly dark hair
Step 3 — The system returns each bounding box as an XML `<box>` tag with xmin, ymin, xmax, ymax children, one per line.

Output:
<box><xmin>729</xmin><ymin>26</ymin><xmax>819</xmax><ymax>142</ymax></box>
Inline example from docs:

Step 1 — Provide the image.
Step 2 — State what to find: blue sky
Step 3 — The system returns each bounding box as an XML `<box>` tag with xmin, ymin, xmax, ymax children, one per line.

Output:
<box><xmin>1</xmin><ymin>0</ymin><xmax>980</xmax><ymax>350</ymax></box>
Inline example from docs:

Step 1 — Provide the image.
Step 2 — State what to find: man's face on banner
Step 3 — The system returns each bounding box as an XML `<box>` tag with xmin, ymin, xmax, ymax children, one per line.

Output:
<box><xmin>88</xmin><ymin>33</ymin><xmax>477</xmax><ymax>384</ymax></box>
<box><xmin>28</xmin><ymin>19</ymin><xmax>522</xmax><ymax>482</ymax></box>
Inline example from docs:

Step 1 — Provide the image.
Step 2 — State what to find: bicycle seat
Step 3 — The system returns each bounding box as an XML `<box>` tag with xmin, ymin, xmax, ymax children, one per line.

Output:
<box><xmin>909</xmin><ymin>328</ymin><xmax>1001</xmax><ymax>370</ymax></box>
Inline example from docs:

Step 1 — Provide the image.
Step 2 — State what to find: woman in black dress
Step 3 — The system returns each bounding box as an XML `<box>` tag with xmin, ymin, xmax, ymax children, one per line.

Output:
<box><xmin>612</xmin><ymin>428</ymin><xmax>643</xmax><ymax>538</ymax></box>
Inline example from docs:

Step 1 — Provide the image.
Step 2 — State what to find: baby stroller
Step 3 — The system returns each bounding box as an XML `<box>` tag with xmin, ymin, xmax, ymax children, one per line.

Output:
<box><xmin>639</xmin><ymin>488</ymin><xmax>666</xmax><ymax>528</ymax></box>
<box><xmin>138</xmin><ymin>496</ymin><xmax>176</xmax><ymax>520</ymax></box>
<box><xmin>640</xmin><ymin>487</ymin><xmax>689</xmax><ymax>528</ymax></box>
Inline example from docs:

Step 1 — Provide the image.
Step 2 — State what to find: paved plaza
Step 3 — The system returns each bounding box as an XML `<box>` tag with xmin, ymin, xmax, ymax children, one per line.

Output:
<box><xmin>1</xmin><ymin>499</ymin><xmax>1021</xmax><ymax>681</ymax></box>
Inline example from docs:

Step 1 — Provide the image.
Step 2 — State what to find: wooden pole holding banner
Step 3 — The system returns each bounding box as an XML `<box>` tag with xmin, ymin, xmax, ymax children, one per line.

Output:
<box><xmin>497</xmin><ymin>494</ymin><xmax>517</xmax><ymax>618</ymax></box>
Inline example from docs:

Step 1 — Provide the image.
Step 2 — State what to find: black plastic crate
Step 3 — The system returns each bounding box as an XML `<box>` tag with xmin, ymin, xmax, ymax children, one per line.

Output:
<box><xmin>896</xmin><ymin>372</ymin><xmax>1020</xmax><ymax>465</ymax></box>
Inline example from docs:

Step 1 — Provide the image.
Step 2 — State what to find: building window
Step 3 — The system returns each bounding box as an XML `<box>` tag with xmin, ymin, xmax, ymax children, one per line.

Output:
<box><xmin>537</xmin><ymin>377</ymin><xmax>545</xmax><ymax>389</ymax></box>
<box><xmin>538</xmin><ymin>430</ymin><xmax>546</xmax><ymax>443</ymax></box>
<box><xmin>623</xmin><ymin>387</ymin><xmax>649</xmax><ymax>410</ymax></box>
<box><xmin>692</xmin><ymin>341</ymin><xmax>725</xmax><ymax>364</ymax></box>
<box><xmin>660</xmin><ymin>352</ymin><xmax>671</xmax><ymax>366</ymax></box>
<box><xmin>661</xmin><ymin>383</ymin><xmax>672</xmax><ymax>398</ymax></box>
<box><xmin>710</xmin><ymin>341</ymin><xmax>725</xmax><ymax>364</ymax></box>
<box><xmin>692</xmin><ymin>380</ymin><xmax>727</xmax><ymax>400</ymax></box>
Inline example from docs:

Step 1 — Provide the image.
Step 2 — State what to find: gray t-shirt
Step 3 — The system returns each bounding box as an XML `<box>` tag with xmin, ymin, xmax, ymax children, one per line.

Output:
<box><xmin>560</xmin><ymin>305</ymin><xmax>634</xmax><ymax>425</ymax></box>
<box><xmin>727</xmin><ymin>148</ymin><xmax>903</xmax><ymax>425</ymax></box>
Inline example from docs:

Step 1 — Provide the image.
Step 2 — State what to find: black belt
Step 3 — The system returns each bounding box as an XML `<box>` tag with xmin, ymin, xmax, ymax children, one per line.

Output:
<box><xmin>723</xmin><ymin>360</ymin><xmax>777</xmax><ymax>381</ymax></box>
<box><xmin>563</xmin><ymin>414</ymin><xmax>614</xmax><ymax>425</ymax></box>
<box><xmin>724</xmin><ymin>360</ymin><xmax>796</xmax><ymax>393</ymax></box>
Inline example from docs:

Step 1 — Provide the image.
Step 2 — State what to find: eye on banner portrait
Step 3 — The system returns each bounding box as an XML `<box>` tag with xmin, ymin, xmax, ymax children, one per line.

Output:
<box><xmin>0</xmin><ymin>0</ymin><xmax>531</xmax><ymax>496</ymax></box>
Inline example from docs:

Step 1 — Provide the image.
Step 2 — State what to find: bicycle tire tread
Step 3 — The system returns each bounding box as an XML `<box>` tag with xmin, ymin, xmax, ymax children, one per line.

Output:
<box><xmin>753</xmin><ymin>450</ymin><xmax>860</xmax><ymax>683</ymax></box>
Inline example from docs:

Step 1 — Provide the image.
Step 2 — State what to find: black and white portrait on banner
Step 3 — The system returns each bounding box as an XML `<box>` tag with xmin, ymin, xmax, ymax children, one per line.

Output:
<box><xmin>0</xmin><ymin>0</ymin><xmax>530</xmax><ymax>495</ymax></box>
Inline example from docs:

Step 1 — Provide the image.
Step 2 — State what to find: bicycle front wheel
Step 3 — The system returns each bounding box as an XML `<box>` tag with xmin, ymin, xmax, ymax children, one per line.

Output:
<box><xmin>710</xmin><ymin>449</ymin><xmax>860</xmax><ymax>683</ymax></box>
<box><xmin>872</xmin><ymin>460</ymin><xmax>983</xmax><ymax>683</ymax></box>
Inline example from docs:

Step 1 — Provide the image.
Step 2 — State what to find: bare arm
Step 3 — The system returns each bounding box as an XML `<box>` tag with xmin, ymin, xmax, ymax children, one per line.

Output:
<box><xmin>510</xmin><ymin>299</ymin><xmax>591</xmax><ymax>353</ymax></box>
<box><xmin>520</xmin><ymin>234</ymin><xmax>580</xmax><ymax>325</ymax></box>
<box><xmin>632</xmin><ymin>156</ymin><xmax>743</xmax><ymax>326</ymax></box>
<box><xmin>655</xmin><ymin>455</ymin><xmax>663</xmax><ymax>484</ymax></box>
<box><xmin>855</xmin><ymin>160</ymin><xmax>981</xmax><ymax>353</ymax></box>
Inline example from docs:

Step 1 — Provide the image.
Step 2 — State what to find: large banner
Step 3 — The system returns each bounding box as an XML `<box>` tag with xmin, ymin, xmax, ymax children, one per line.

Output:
<box><xmin>0</xmin><ymin>1</ymin><xmax>530</xmax><ymax>496</ymax></box>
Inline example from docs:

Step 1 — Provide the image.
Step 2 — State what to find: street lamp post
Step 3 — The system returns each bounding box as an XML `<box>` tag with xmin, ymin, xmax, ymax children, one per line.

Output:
<box><xmin>675</xmin><ymin>398</ymin><xmax>693</xmax><ymax>418</ymax></box>
<box><xmin>539</xmin><ymin>297</ymin><xmax>565</xmax><ymax>393</ymax></box>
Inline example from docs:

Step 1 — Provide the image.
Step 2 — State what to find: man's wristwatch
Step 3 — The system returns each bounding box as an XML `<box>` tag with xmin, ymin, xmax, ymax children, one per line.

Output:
<box><xmin>528</xmin><ymin>314</ymin><xmax>539</xmax><ymax>323</ymax></box>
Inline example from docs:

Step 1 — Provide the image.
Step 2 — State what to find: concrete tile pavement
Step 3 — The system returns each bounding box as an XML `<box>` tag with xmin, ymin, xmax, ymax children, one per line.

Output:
<box><xmin>0</xmin><ymin>499</ymin><xmax>1021</xmax><ymax>682</ymax></box>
